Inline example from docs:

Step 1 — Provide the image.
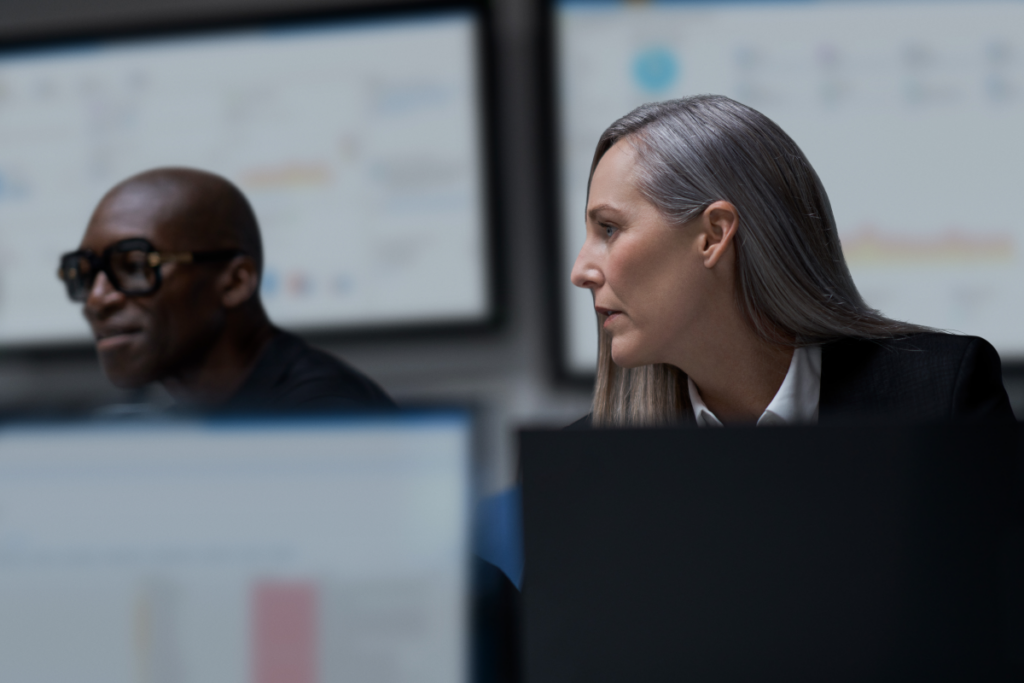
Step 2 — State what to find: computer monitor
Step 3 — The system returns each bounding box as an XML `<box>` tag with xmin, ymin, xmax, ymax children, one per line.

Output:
<box><xmin>0</xmin><ymin>3</ymin><xmax>494</xmax><ymax>346</ymax></box>
<box><xmin>521</xmin><ymin>424</ymin><xmax>1023</xmax><ymax>681</ymax></box>
<box><xmin>0</xmin><ymin>411</ymin><xmax>472</xmax><ymax>682</ymax></box>
<box><xmin>550</xmin><ymin>0</ymin><xmax>1024</xmax><ymax>377</ymax></box>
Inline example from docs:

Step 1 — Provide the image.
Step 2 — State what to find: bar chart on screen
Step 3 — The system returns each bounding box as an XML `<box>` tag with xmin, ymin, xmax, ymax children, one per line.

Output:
<box><xmin>556</xmin><ymin>0</ymin><xmax>1024</xmax><ymax>374</ymax></box>
<box><xmin>0</xmin><ymin>415</ymin><xmax>472</xmax><ymax>683</ymax></box>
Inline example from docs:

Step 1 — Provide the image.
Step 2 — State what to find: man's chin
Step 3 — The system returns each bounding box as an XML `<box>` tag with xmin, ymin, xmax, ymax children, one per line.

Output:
<box><xmin>97</xmin><ymin>359</ymin><xmax>155</xmax><ymax>390</ymax></box>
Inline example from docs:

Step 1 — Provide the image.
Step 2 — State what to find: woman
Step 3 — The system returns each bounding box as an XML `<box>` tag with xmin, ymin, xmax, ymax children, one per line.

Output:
<box><xmin>570</xmin><ymin>95</ymin><xmax>1013</xmax><ymax>427</ymax></box>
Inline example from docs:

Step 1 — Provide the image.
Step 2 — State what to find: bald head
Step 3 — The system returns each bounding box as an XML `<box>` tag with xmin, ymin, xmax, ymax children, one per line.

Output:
<box><xmin>94</xmin><ymin>167</ymin><xmax>263</xmax><ymax>273</ymax></box>
<box><xmin>78</xmin><ymin>167</ymin><xmax>272</xmax><ymax>393</ymax></box>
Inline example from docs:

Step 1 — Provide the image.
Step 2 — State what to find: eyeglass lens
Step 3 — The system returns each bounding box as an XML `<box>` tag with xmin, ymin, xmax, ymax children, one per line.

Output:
<box><xmin>61</xmin><ymin>245</ymin><xmax>159</xmax><ymax>302</ymax></box>
<box><xmin>109</xmin><ymin>248</ymin><xmax>158</xmax><ymax>293</ymax></box>
<box><xmin>60</xmin><ymin>253</ymin><xmax>96</xmax><ymax>302</ymax></box>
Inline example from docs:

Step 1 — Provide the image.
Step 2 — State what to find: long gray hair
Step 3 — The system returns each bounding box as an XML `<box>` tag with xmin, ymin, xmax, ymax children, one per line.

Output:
<box><xmin>590</xmin><ymin>95</ymin><xmax>926</xmax><ymax>426</ymax></box>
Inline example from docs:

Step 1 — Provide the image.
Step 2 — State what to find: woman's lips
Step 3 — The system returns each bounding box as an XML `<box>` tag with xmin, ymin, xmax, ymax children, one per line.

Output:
<box><xmin>596</xmin><ymin>307</ymin><xmax>622</xmax><ymax>328</ymax></box>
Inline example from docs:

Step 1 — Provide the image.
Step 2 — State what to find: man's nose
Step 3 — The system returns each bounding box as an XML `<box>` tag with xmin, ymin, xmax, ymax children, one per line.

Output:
<box><xmin>84</xmin><ymin>271</ymin><xmax>125</xmax><ymax>315</ymax></box>
<box><xmin>570</xmin><ymin>238</ymin><xmax>604</xmax><ymax>290</ymax></box>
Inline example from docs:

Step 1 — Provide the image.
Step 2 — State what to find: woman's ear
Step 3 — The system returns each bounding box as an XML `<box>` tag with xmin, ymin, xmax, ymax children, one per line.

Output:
<box><xmin>219</xmin><ymin>255</ymin><xmax>261</xmax><ymax>309</ymax></box>
<box><xmin>699</xmin><ymin>200</ymin><xmax>739</xmax><ymax>269</ymax></box>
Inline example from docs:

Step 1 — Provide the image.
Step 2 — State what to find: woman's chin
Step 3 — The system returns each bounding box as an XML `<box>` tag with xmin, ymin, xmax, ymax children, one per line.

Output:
<box><xmin>610</xmin><ymin>343</ymin><xmax>647</xmax><ymax>369</ymax></box>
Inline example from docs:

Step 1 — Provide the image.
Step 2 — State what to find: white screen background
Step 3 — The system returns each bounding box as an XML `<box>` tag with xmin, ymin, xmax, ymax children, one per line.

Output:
<box><xmin>557</xmin><ymin>0</ymin><xmax>1024</xmax><ymax>375</ymax></box>
<box><xmin>0</xmin><ymin>12</ymin><xmax>488</xmax><ymax>344</ymax></box>
<box><xmin>0</xmin><ymin>415</ymin><xmax>471</xmax><ymax>682</ymax></box>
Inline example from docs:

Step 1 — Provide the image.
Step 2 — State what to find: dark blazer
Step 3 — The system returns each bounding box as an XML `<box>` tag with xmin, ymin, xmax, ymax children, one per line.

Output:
<box><xmin>819</xmin><ymin>333</ymin><xmax>1014</xmax><ymax>423</ymax></box>
<box><xmin>570</xmin><ymin>333</ymin><xmax>1015</xmax><ymax>427</ymax></box>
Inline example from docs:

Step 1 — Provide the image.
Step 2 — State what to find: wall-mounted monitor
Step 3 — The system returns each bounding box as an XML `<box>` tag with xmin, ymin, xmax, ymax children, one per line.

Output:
<box><xmin>0</xmin><ymin>3</ymin><xmax>494</xmax><ymax>346</ymax></box>
<box><xmin>552</xmin><ymin>0</ymin><xmax>1024</xmax><ymax>378</ymax></box>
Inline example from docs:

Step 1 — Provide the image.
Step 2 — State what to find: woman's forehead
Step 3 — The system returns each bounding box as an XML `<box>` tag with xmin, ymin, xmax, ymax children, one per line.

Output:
<box><xmin>588</xmin><ymin>143</ymin><xmax>645</xmax><ymax>209</ymax></box>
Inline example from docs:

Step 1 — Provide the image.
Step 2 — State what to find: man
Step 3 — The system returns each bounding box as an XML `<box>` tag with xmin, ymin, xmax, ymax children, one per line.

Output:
<box><xmin>58</xmin><ymin>167</ymin><xmax>394</xmax><ymax>411</ymax></box>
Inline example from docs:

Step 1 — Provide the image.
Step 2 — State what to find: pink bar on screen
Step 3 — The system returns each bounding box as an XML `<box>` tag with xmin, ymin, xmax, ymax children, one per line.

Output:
<box><xmin>252</xmin><ymin>581</ymin><xmax>318</xmax><ymax>683</ymax></box>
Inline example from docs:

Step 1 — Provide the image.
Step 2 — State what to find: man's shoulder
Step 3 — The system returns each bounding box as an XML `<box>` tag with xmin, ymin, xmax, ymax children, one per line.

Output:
<box><xmin>274</xmin><ymin>332</ymin><xmax>396</xmax><ymax>408</ymax></box>
<box><xmin>234</xmin><ymin>331</ymin><xmax>395</xmax><ymax>411</ymax></box>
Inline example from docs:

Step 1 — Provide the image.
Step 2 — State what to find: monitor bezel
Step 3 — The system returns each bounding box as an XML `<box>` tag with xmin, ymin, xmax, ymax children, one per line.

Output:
<box><xmin>537</xmin><ymin>0</ymin><xmax>592</xmax><ymax>386</ymax></box>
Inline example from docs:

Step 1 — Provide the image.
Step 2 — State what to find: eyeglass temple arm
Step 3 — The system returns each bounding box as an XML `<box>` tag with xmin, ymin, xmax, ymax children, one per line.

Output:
<box><xmin>147</xmin><ymin>252</ymin><xmax>194</xmax><ymax>267</ymax></box>
<box><xmin>56</xmin><ymin>249</ymin><xmax>243</xmax><ymax>279</ymax></box>
<box><xmin>146</xmin><ymin>250</ymin><xmax>243</xmax><ymax>267</ymax></box>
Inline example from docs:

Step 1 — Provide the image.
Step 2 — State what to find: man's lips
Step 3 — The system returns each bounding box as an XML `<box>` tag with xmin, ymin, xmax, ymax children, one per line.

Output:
<box><xmin>94</xmin><ymin>327</ymin><xmax>143</xmax><ymax>350</ymax></box>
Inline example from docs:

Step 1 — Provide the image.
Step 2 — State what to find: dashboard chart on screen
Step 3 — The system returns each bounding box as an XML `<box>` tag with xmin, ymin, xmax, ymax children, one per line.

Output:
<box><xmin>0</xmin><ymin>413</ymin><xmax>472</xmax><ymax>682</ymax></box>
<box><xmin>0</xmin><ymin>7</ymin><xmax>490</xmax><ymax>345</ymax></box>
<box><xmin>554</xmin><ymin>0</ymin><xmax>1024</xmax><ymax>376</ymax></box>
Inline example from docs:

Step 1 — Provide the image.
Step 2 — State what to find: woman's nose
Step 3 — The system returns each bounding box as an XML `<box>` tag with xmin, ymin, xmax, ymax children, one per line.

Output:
<box><xmin>570</xmin><ymin>239</ymin><xmax>604</xmax><ymax>290</ymax></box>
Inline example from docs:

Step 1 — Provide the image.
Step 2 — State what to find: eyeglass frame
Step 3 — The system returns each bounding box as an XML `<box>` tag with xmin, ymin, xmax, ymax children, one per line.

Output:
<box><xmin>58</xmin><ymin>237</ymin><xmax>245</xmax><ymax>302</ymax></box>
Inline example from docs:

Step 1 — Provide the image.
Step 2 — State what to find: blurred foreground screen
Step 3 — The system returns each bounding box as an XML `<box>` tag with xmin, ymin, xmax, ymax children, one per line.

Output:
<box><xmin>0</xmin><ymin>8</ymin><xmax>489</xmax><ymax>344</ymax></box>
<box><xmin>0</xmin><ymin>412</ymin><xmax>471</xmax><ymax>682</ymax></box>
<box><xmin>555</xmin><ymin>0</ymin><xmax>1024</xmax><ymax>375</ymax></box>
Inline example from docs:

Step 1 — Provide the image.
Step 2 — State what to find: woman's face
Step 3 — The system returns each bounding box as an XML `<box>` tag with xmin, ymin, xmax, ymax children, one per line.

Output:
<box><xmin>571</xmin><ymin>140</ymin><xmax>723</xmax><ymax>369</ymax></box>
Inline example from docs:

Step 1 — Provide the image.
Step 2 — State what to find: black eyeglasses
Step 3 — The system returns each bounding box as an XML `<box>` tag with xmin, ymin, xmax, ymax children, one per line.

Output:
<box><xmin>58</xmin><ymin>238</ymin><xmax>244</xmax><ymax>302</ymax></box>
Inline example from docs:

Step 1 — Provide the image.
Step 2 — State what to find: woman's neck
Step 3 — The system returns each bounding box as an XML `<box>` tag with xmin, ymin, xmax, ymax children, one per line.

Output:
<box><xmin>679</xmin><ymin>318</ymin><xmax>794</xmax><ymax>424</ymax></box>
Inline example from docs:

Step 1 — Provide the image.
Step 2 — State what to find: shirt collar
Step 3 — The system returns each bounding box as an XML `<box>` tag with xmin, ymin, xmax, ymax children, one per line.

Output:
<box><xmin>687</xmin><ymin>345</ymin><xmax>822</xmax><ymax>427</ymax></box>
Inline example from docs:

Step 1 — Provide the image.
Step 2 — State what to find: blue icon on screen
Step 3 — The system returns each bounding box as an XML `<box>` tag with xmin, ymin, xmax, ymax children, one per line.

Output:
<box><xmin>633</xmin><ymin>47</ymin><xmax>679</xmax><ymax>93</ymax></box>
<box><xmin>0</xmin><ymin>170</ymin><xmax>29</xmax><ymax>201</ymax></box>
<box><xmin>261</xmin><ymin>270</ymin><xmax>279</xmax><ymax>297</ymax></box>
<box><xmin>332</xmin><ymin>273</ymin><xmax>354</xmax><ymax>295</ymax></box>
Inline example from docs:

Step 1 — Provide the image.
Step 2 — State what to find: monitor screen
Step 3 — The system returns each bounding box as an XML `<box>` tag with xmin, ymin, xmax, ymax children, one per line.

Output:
<box><xmin>0</xmin><ymin>412</ymin><xmax>472</xmax><ymax>682</ymax></box>
<box><xmin>0</xmin><ymin>8</ymin><xmax>490</xmax><ymax>345</ymax></box>
<box><xmin>554</xmin><ymin>0</ymin><xmax>1024</xmax><ymax>376</ymax></box>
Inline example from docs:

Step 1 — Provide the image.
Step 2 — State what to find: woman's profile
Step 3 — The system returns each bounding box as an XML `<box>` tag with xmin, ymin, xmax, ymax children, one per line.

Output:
<box><xmin>570</xmin><ymin>95</ymin><xmax>1013</xmax><ymax>427</ymax></box>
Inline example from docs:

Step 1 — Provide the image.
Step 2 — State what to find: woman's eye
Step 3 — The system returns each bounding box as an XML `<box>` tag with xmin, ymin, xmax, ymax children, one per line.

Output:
<box><xmin>603</xmin><ymin>224</ymin><xmax>617</xmax><ymax>238</ymax></box>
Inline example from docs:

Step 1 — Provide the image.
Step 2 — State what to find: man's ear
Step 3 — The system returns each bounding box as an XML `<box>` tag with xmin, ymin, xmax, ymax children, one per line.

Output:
<box><xmin>699</xmin><ymin>200</ymin><xmax>739</xmax><ymax>269</ymax></box>
<box><xmin>218</xmin><ymin>255</ymin><xmax>261</xmax><ymax>309</ymax></box>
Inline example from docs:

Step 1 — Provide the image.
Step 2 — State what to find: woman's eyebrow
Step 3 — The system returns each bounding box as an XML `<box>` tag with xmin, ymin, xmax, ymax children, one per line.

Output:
<box><xmin>587</xmin><ymin>204</ymin><xmax>622</xmax><ymax>222</ymax></box>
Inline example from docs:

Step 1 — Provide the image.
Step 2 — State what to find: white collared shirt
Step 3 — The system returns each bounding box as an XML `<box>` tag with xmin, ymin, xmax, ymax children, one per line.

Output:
<box><xmin>687</xmin><ymin>345</ymin><xmax>822</xmax><ymax>427</ymax></box>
